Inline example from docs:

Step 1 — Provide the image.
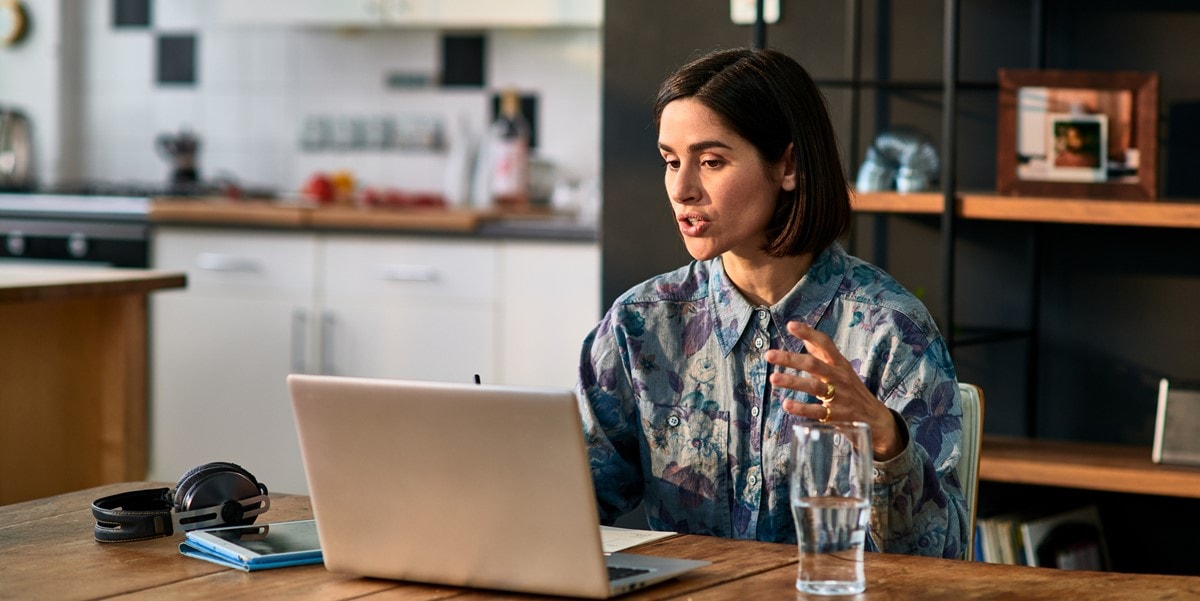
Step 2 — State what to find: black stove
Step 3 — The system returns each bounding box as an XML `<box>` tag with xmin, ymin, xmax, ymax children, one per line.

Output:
<box><xmin>0</xmin><ymin>179</ymin><xmax>277</xmax><ymax>268</ymax></box>
<box><xmin>0</xmin><ymin>185</ymin><xmax>155</xmax><ymax>267</ymax></box>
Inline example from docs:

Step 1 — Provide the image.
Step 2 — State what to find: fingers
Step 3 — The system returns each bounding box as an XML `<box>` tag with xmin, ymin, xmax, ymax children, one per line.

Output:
<box><xmin>767</xmin><ymin>320</ymin><xmax>846</xmax><ymax>408</ymax></box>
<box><xmin>767</xmin><ymin>367</ymin><xmax>830</xmax><ymax>400</ymax></box>
<box><xmin>785</xmin><ymin>321</ymin><xmax>844</xmax><ymax>367</ymax></box>
<box><xmin>764</xmin><ymin>347</ymin><xmax>828</xmax><ymax>378</ymax></box>
<box><xmin>782</xmin><ymin>398</ymin><xmax>830</xmax><ymax>421</ymax></box>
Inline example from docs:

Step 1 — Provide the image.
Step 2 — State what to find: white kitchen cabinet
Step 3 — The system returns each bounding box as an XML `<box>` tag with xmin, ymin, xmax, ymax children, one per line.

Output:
<box><xmin>150</xmin><ymin>227</ymin><xmax>599</xmax><ymax>495</ymax></box>
<box><xmin>213</xmin><ymin>0</ymin><xmax>601</xmax><ymax>28</ymax></box>
<box><xmin>150</xmin><ymin>228</ymin><xmax>319</xmax><ymax>495</ymax></box>
<box><xmin>318</xmin><ymin>235</ymin><xmax>498</xmax><ymax>383</ymax></box>
<box><xmin>496</xmin><ymin>240</ymin><xmax>600</xmax><ymax>389</ymax></box>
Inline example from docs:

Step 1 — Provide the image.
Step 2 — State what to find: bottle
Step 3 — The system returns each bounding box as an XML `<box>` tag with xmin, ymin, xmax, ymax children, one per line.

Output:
<box><xmin>484</xmin><ymin>89</ymin><xmax>530</xmax><ymax>210</ymax></box>
<box><xmin>442</xmin><ymin>113</ymin><xmax>477</xmax><ymax>209</ymax></box>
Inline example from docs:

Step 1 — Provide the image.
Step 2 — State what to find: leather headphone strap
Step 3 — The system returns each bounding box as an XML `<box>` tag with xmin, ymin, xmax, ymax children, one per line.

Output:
<box><xmin>91</xmin><ymin>488</ymin><xmax>175</xmax><ymax>543</ymax></box>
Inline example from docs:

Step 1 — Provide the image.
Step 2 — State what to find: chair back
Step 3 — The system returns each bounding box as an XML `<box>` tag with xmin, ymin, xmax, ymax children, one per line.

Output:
<box><xmin>956</xmin><ymin>382</ymin><xmax>985</xmax><ymax>561</ymax></box>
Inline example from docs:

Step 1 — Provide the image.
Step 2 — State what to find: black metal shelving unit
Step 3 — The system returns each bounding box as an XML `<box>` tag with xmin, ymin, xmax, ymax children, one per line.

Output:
<box><xmin>835</xmin><ymin>0</ymin><xmax>1048</xmax><ymax>436</ymax></box>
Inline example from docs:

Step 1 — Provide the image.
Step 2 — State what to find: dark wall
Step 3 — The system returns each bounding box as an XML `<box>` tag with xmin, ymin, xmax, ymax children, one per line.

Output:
<box><xmin>601</xmin><ymin>0</ymin><xmax>848</xmax><ymax>306</ymax></box>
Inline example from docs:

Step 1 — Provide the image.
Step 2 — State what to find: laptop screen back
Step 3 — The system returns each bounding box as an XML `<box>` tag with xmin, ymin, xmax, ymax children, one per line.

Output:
<box><xmin>287</xmin><ymin>375</ymin><xmax>612</xmax><ymax>598</ymax></box>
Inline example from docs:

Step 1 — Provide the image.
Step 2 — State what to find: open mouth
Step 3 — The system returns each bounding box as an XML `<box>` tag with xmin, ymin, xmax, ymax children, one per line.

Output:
<box><xmin>677</xmin><ymin>213</ymin><xmax>710</xmax><ymax>235</ymax></box>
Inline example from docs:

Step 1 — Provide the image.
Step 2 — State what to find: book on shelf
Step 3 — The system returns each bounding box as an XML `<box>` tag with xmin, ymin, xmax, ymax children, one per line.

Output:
<box><xmin>1020</xmin><ymin>505</ymin><xmax>1109</xmax><ymax>570</ymax></box>
<box><xmin>975</xmin><ymin>505</ymin><xmax>1108</xmax><ymax>571</ymax></box>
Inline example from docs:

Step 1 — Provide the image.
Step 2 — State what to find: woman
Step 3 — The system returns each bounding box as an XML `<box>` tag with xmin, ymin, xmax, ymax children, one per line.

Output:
<box><xmin>577</xmin><ymin>47</ymin><xmax>967</xmax><ymax>558</ymax></box>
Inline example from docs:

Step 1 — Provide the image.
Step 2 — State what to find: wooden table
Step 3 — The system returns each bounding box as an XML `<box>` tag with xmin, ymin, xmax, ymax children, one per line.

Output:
<box><xmin>3</xmin><ymin>483</ymin><xmax>1200</xmax><ymax>600</ymax></box>
<box><xmin>0</xmin><ymin>268</ymin><xmax>186</xmax><ymax>505</ymax></box>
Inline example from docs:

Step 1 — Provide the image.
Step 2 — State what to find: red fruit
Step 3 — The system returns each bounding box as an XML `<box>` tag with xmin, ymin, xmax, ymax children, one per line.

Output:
<box><xmin>304</xmin><ymin>174</ymin><xmax>334</xmax><ymax>203</ymax></box>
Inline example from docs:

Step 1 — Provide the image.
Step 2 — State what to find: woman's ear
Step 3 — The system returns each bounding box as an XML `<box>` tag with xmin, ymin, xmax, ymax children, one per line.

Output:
<box><xmin>779</xmin><ymin>143</ymin><xmax>797</xmax><ymax>191</ymax></box>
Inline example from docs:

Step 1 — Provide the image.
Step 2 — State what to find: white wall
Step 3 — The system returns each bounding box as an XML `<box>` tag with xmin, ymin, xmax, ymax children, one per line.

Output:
<box><xmin>1</xmin><ymin>0</ymin><xmax>601</xmax><ymax>195</ymax></box>
<box><xmin>0</xmin><ymin>0</ymin><xmax>67</xmax><ymax>184</ymax></box>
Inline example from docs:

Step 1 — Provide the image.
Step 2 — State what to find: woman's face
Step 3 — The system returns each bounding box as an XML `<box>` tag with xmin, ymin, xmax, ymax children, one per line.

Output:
<box><xmin>658</xmin><ymin>98</ymin><xmax>795</xmax><ymax>262</ymax></box>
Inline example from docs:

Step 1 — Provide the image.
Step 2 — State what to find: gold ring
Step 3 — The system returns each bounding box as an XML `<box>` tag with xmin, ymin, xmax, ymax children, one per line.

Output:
<box><xmin>817</xmin><ymin>381</ymin><xmax>836</xmax><ymax>402</ymax></box>
<box><xmin>819</xmin><ymin>403</ymin><xmax>832</xmax><ymax>423</ymax></box>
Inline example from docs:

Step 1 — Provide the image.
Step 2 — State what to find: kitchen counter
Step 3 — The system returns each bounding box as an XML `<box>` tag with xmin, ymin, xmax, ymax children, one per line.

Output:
<box><xmin>148</xmin><ymin>198</ymin><xmax>597</xmax><ymax>241</ymax></box>
<box><xmin>0</xmin><ymin>266</ymin><xmax>186</xmax><ymax>505</ymax></box>
<box><xmin>0</xmin><ymin>265</ymin><xmax>186</xmax><ymax>302</ymax></box>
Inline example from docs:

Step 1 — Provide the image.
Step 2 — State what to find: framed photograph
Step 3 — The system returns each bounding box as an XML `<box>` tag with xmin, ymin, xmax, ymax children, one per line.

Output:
<box><xmin>1045</xmin><ymin>113</ymin><xmax>1107</xmax><ymax>182</ymax></box>
<box><xmin>997</xmin><ymin>69</ymin><xmax>1159</xmax><ymax>200</ymax></box>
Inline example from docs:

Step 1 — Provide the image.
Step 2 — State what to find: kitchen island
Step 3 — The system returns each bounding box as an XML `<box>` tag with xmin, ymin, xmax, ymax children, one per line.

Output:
<box><xmin>0</xmin><ymin>266</ymin><xmax>186</xmax><ymax>505</ymax></box>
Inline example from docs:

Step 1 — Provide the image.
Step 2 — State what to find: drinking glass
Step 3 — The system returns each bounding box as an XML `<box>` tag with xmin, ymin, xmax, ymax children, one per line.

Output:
<box><xmin>790</xmin><ymin>421</ymin><xmax>873</xmax><ymax>595</ymax></box>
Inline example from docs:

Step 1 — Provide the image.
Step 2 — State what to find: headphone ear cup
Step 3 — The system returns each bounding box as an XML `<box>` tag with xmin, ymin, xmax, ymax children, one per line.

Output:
<box><xmin>174</xmin><ymin>462</ymin><xmax>256</xmax><ymax>502</ymax></box>
<box><xmin>174</xmin><ymin>462</ymin><xmax>266</xmax><ymax>528</ymax></box>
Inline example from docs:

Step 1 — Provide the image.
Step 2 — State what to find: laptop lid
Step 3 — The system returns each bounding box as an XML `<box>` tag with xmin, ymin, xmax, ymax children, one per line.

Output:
<box><xmin>288</xmin><ymin>374</ymin><xmax>675</xmax><ymax>598</ymax></box>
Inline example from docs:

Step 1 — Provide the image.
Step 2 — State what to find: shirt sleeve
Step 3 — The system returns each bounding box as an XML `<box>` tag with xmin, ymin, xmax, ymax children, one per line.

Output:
<box><xmin>868</xmin><ymin>336</ymin><xmax>970</xmax><ymax>559</ymax></box>
<box><xmin>576</xmin><ymin>305</ymin><xmax>645</xmax><ymax>525</ymax></box>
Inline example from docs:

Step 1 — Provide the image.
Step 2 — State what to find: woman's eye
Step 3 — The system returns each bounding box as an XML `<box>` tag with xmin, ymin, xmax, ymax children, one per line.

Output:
<box><xmin>663</xmin><ymin>159</ymin><xmax>680</xmax><ymax>170</ymax></box>
<box><xmin>701</xmin><ymin>159</ymin><xmax>725</xmax><ymax>169</ymax></box>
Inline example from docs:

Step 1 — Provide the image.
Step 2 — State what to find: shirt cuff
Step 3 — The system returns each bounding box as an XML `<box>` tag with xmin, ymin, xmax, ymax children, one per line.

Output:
<box><xmin>873</xmin><ymin>409</ymin><xmax>915</xmax><ymax>485</ymax></box>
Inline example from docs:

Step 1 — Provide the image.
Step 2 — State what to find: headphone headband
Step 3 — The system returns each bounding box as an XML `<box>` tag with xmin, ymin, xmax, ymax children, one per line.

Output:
<box><xmin>92</xmin><ymin>488</ymin><xmax>175</xmax><ymax>543</ymax></box>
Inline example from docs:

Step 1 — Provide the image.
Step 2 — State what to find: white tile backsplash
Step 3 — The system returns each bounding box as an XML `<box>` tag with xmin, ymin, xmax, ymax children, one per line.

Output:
<box><xmin>153</xmin><ymin>0</ymin><xmax>215</xmax><ymax>30</ymax></box>
<box><xmin>198</xmin><ymin>29</ymin><xmax>249</xmax><ymax>91</ymax></box>
<box><xmin>5</xmin><ymin>0</ymin><xmax>600</xmax><ymax>196</ymax></box>
<box><xmin>151</xmin><ymin>89</ymin><xmax>201</xmax><ymax>134</ymax></box>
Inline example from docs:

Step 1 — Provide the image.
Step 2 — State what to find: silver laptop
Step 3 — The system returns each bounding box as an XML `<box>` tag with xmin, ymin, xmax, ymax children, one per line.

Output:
<box><xmin>287</xmin><ymin>374</ymin><xmax>709</xmax><ymax>599</ymax></box>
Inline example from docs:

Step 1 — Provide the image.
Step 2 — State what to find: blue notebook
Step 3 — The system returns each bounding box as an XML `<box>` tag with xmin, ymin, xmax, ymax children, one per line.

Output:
<box><xmin>179</xmin><ymin>519</ymin><xmax>323</xmax><ymax>571</ymax></box>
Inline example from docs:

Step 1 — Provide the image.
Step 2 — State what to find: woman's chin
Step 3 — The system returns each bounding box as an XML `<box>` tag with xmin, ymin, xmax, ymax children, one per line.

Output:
<box><xmin>680</xmin><ymin>239</ymin><xmax>721</xmax><ymax>262</ymax></box>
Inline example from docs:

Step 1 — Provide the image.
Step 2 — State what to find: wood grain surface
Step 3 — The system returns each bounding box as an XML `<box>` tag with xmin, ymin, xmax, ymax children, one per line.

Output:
<box><xmin>4</xmin><ymin>484</ymin><xmax>1200</xmax><ymax>600</ymax></box>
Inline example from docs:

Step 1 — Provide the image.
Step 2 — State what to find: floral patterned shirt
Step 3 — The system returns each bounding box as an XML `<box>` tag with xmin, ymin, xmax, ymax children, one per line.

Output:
<box><xmin>577</xmin><ymin>243</ymin><xmax>968</xmax><ymax>558</ymax></box>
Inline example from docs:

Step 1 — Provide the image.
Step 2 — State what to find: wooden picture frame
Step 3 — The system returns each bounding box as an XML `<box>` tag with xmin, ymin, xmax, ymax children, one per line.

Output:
<box><xmin>996</xmin><ymin>69</ymin><xmax>1159</xmax><ymax>200</ymax></box>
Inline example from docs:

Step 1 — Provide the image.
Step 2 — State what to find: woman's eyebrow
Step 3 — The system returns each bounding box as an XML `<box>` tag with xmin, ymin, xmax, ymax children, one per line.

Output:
<box><xmin>657</xmin><ymin>140</ymin><xmax>733</xmax><ymax>153</ymax></box>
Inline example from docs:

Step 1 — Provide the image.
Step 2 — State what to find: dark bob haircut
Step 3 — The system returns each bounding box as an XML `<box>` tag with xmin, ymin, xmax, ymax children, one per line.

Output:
<box><xmin>653</xmin><ymin>47</ymin><xmax>851</xmax><ymax>257</ymax></box>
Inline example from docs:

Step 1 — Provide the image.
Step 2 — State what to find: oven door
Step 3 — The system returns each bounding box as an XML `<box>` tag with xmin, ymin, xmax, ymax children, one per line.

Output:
<box><xmin>0</xmin><ymin>218</ymin><xmax>149</xmax><ymax>268</ymax></box>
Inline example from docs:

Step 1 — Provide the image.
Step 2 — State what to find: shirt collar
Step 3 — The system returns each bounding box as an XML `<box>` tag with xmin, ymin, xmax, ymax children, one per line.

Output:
<box><xmin>710</xmin><ymin>244</ymin><xmax>847</xmax><ymax>356</ymax></box>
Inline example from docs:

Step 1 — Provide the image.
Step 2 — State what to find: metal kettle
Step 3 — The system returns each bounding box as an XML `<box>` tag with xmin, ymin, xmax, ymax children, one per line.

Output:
<box><xmin>0</xmin><ymin>107</ymin><xmax>35</xmax><ymax>190</ymax></box>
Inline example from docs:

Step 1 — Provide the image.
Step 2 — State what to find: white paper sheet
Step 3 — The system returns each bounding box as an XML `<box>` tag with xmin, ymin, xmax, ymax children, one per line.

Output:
<box><xmin>600</xmin><ymin>526</ymin><xmax>678</xmax><ymax>553</ymax></box>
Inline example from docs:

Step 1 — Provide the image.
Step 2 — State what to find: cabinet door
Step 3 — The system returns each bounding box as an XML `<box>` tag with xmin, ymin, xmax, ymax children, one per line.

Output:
<box><xmin>497</xmin><ymin>240</ymin><xmax>600</xmax><ymax>388</ymax></box>
<box><xmin>319</xmin><ymin>235</ymin><xmax>498</xmax><ymax>383</ymax></box>
<box><xmin>150</xmin><ymin>228</ymin><xmax>318</xmax><ymax>495</ymax></box>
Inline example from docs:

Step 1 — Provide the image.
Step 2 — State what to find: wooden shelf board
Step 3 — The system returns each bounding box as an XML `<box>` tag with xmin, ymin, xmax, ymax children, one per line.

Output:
<box><xmin>980</xmin><ymin>435</ymin><xmax>1200</xmax><ymax>498</ymax></box>
<box><xmin>851</xmin><ymin>191</ymin><xmax>944</xmax><ymax>214</ymax></box>
<box><xmin>960</xmin><ymin>195</ymin><xmax>1200</xmax><ymax>228</ymax></box>
<box><xmin>852</xmin><ymin>191</ymin><xmax>1200</xmax><ymax>228</ymax></box>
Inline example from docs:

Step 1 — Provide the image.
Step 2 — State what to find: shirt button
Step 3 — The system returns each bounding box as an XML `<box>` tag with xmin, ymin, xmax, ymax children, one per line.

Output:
<box><xmin>667</xmin><ymin>415</ymin><xmax>681</xmax><ymax>428</ymax></box>
<box><xmin>751</xmin><ymin>406</ymin><xmax>760</xmax><ymax>417</ymax></box>
<box><xmin>754</xmin><ymin>337</ymin><xmax>764</xmax><ymax>349</ymax></box>
<box><xmin>758</xmin><ymin>310</ymin><xmax>769</xmax><ymax>322</ymax></box>
<box><xmin>748</xmin><ymin>474</ymin><xmax>758</xmax><ymax>486</ymax></box>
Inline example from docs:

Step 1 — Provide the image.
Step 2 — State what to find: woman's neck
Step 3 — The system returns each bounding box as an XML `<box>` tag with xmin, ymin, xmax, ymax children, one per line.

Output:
<box><xmin>720</xmin><ymin>251</ymin><xmax>815</xmax><ymax>307</ymax></box>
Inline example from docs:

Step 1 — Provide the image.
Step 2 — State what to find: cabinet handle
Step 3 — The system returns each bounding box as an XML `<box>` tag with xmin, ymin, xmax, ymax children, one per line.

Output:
<box><xmin>320</xmin><ymin>310</ymin><xmax>336</xmax><ymax>376</ymax></box>
<box><xmin>291</xmin><ymin>309</ymin><xmax>308</xmax><ymax>374</ymax></box>
<box><xmin>378</xmin><ymin>263</ymin><xmax>437</xmax><ymax>282</ymax></box>
<box><xmin>196</xmin><ymin>253</ymin><xmax>260</xmax><ymax>273</ymax></box>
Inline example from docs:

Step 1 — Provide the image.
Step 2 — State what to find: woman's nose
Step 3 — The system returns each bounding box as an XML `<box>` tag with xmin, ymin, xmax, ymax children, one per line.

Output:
<box><xmin>667</xmin><ymin>166</ymin><xmax>700</xmax><ymax>204</ymax></box>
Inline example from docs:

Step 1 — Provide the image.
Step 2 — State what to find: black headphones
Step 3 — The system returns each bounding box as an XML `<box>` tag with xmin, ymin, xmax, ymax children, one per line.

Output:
<box><xmin>91</xmin><ymin>462</ymin><xmax>270</xmax><ymax>543</ymax></box>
